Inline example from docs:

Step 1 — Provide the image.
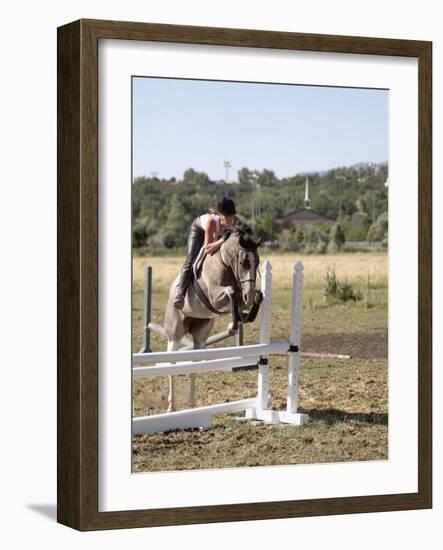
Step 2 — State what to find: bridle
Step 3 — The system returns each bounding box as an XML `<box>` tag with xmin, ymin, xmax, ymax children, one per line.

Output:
<box><xmin>217</xmin><ymin>242</ymin><xmax>259</xmax><ymax>292</ymax></box>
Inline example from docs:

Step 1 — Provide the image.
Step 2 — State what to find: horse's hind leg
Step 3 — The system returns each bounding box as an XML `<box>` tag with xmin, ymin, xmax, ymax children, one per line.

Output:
<box><xmin>166</xmin><ymin>339</ymin><xmax>180</xmax><ymax>412</ymax></box>
<box><xmin>188</xmin><ymin>318</ymin><xmax>214</xmax><ymax>408</ymax></box>
<box><xmin>188</xmin><ymin>374</ymin><xmax>196</xmax><ymax>409</ymax></box>
<box><xmin>165</xmin><ymin>302</ymin><xmax>189</xmax><ymax>412</ymax></box>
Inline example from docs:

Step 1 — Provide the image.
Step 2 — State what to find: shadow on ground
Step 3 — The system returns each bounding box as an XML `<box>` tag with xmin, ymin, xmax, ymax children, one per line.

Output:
<box><xmin>307</xmin><ymin>408</ymin><xmax>388</xmax><ymax>426</ymax></box>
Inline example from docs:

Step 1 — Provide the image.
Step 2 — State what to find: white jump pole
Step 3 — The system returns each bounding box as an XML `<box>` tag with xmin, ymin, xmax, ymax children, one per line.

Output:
<box><xmin>133</xmin><ymin>341</ymin><xmax>288</xmax><ymax>365</ymax></box>
<box><xmin>133</xmin><ymin>355</ymin><xmax>261</xmax><ymax>378</ymax></box>
<box><xmin>133</xmin><ymin>398</ymin><xmax>259</xmax><ymax>435</ymax></box>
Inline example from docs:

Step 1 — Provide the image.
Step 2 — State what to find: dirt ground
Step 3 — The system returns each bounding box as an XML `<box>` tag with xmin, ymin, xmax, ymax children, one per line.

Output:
<box><xmin>303</xmin><ymin>329</ymin><xmax>388</xmax><ymax>359</ymax></box>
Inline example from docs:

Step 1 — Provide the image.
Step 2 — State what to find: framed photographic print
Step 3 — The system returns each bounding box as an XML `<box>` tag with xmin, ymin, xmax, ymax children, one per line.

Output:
<box><xmin>57</xmin><ymin>19</ymin><xmax>432</xmax><ymax>530</ymax></box>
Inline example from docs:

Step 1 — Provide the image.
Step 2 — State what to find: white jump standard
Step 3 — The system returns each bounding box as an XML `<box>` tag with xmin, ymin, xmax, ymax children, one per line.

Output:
<box><xmin>132</xmin><ymin>260</ymin><xmax>309</xmax><ymax>435</ymax></box>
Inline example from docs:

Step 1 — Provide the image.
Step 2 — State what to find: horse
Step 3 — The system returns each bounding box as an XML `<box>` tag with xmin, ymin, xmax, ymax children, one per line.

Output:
<box><xmin>164</xmin><ymin>227</ymin><xmax>263</xmax><ymax>412</ymax></box>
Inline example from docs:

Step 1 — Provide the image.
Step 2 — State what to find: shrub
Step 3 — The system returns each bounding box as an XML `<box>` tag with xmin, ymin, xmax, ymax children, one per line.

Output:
<box><xmin>132</xmin><ymin>225</ymin><xmax>147</xmax><ymax>248</ymax></box>
<box><xmin>279</xmin><ymin>224</ymin><xmax>330</xmax><ymax>253</ymax></box>
<box><xmin>323</xmin><ymin>266</ymin><xmax>362</xmax><ymax>303</ymax></box>
<box><xmin>336</xmin><ymin>281</ymin><xmax>362</xmax><ymax>302</ymax></box>
<box><xmin>367</xmin><ymin>211</ymin><xmax>388</xmax><ymax>242</ymax></box>
<box><xmin>279</xmin><ymin>228</ymin><xmax>300</xmax><ymax>251</ymax></box>
<box><xmin>327</xmin><ymin>223</ymin><xmax>346</xmax><ymax>252</ymax></box>
<box><xmin>315</xmin><ymin>239</ymin><xmax>328</xmax><ymax>254</ymax></box>
<box><xmin>293</xmin><ymin>225</ymin><xmax>305</xmax><ymax>244</ymax></box>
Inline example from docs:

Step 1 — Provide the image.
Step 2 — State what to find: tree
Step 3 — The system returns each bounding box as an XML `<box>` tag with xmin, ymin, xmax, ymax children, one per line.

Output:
<box><xmin>195</xmin><ymin>172</ymin><xmax>211</xmax><ymax>187</ymax></box>
<box><xmin>183</xmin><ymin>168</ymin><xmax>211</xmax><ymax>187</ymax></box>
<box><xmin>132</xmin><ymin>161</ymin><xmax>389</xmax><ymax>251</ymax></box>
<box><xmin>132</xmin><ymin>225</ymin><xmax>147</xmax><ymax>248</ymax></box>
<box><xmin>256</xmin><ymin>213</ymin><xmax>277</xmax><ymax>240</ymax></box>
<box><xmin>183</xmin><ymin>168</ymin><xmax>198</xmax><ymax>184</ymax></box>
<box><xmin>237</xmin><ymin>167</ymin><xmax>253</xmax><ymax>186</ymax></box>
<box><xmin>344</xmin><ymin>211</ymin><xmax>371</xmax><ymax>241</ymax></box>
<box><xmin>376</xmin><ymin>211</ymin><xmax>389</xmax><ymax>232</ymax></box>
<box><xmin>328</xmin><ymin>222</ymin><xmax>346</xmax><ymax>252</ymax></box>
<box><xmin>367</xmin><ymin>211</ymin><xmax>388</xmax><ymax>242</ymax></box>
<box><xmin>258</xmin><ymin>169</ymin><xmax>277</xmax><ymax>186</ymax></box>
<box><xmin>164</xmin><ymin>195</ymin><xmax>191</xmax><ymax>248</ymax></box>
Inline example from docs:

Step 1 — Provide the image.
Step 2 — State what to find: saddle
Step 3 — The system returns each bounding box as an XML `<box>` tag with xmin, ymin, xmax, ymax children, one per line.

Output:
<box><xmin>191</xmin><ymin>247</ymin><xmax>225</xmax><ymax>315</ymax></box>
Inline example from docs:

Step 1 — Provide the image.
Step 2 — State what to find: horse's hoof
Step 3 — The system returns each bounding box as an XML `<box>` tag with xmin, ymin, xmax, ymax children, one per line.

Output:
<box><xmin>255</xmin><ymin>290</ymin><xmax>264</xmax><ymax>304</ymax></box>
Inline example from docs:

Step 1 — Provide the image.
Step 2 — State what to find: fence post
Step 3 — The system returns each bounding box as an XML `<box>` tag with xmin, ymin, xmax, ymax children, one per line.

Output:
<box><xmin>140</xmin><ymin>266</ymin><xmax>152</xmax><ymax>353</ymax></box>
<box><xmin>257</xmin><ymin>260</ymin><xmax>272</xmax><ymax>410</ymax></box>
<box><xmin>235</xmin><ymin>323</ymin><xmax>244</xmax><ymax>347</ymax></box>
<box><xmin>287</xmin><ymin>261</ymin><xmax>304</xmax><ymax>413</ymax></box>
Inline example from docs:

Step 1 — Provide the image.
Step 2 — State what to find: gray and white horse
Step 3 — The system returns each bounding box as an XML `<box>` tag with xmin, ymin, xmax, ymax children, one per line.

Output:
<box><xmin>164</xmin><ymin>229</ymin><xmax>263</xmax><ymax>411</ymax></box>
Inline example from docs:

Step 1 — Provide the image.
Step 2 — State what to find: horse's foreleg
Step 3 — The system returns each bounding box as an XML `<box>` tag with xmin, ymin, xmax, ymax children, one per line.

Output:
<box><xmin>167</xmin><ymin>340</ymin><xmax>180</xmax><ymax>412</ymax></box>
<box><xmin>189</xmin><ymin>318</ymin><xmax>215</xmax><ymax>409</ymax></box>
<box><xmin>242</xmin><ymin>290</ymin><xmax>263</xmax><ymax>323</ymax></box>
<box><xmin>227</xmin><ymin>287</ymin><xmax>241</xmax><ymax>332</ymax></box>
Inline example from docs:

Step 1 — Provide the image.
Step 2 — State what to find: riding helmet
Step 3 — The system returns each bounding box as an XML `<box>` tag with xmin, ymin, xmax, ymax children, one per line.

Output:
<box><xmin>217</xmin><ymin>197</ymin><xmax>236</xmax><ymax>216</ymax></box>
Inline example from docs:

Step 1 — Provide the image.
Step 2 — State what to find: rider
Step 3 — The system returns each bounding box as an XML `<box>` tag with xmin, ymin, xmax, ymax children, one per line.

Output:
<box><xmin>173</xmin><ymin>197</ymin><xmax>238</xmax><ymax>310</ymax></box>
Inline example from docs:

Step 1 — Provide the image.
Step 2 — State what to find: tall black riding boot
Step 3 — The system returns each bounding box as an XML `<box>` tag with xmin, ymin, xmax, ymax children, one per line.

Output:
<box><xmin>174</xmin><ymin>220</ymin><xmax>205</xmax><ymax>309</ymax></box>
<box><xmin>173</xmin><ymin>267</ymin><xmax>193</xmax><ymax>309</ymax></box>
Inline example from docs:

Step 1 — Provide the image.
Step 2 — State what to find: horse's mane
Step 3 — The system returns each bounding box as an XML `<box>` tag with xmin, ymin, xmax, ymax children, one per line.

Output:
<box><xmin>221</xmin><ymin>221</ymin><xmax>263</xmax><ymax>251</ymax></box>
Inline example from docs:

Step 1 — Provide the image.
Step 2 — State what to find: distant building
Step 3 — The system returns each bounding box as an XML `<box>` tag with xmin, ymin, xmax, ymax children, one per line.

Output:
<box><xmin>277</xmin><ymin>209</ymin><xmax>336</xmax><ymax>230</ymax></box>
<box><xmin>277</xmin><ymin>176</ymin><xmax>336</xmax><ymax>230</ymax></box>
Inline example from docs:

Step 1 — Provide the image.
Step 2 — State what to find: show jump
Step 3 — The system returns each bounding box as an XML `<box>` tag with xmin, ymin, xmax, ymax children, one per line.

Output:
<box><xmin>132</xmin><ymin>260</ymin><xmax>309</xmax><ymax>435</ymax></box>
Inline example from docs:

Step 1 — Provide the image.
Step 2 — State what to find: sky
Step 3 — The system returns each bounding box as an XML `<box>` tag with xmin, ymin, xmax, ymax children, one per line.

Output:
<box><xmin>132</xmin><ymin>77</ymin><xmax>388</xmax><ymax>181</ymax></box>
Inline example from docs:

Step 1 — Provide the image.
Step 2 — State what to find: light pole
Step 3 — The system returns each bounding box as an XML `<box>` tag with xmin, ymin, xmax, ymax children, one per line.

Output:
<box><xmin>223</xmin><ymin>160</ymin><xmax>231</xmax><ymax>183</ymax></box>
<box><xmin>250</xmin><ymin>171</ymin><xmax>259</xmax><ymax>225</ymax></box>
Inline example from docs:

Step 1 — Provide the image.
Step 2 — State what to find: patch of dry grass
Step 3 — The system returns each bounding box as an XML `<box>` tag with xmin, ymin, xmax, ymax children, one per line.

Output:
<box><xmin>133</xmin><ymin>252</ymin><xmax>388</xmax><ymax>292</ymax></box>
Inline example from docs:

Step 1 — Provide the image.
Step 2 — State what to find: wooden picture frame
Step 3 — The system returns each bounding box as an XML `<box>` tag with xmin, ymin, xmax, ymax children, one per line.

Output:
<box><xmin>57</xmin><ymin>19</ymin><xmax>432</xmax><ymax>530</ymax></box>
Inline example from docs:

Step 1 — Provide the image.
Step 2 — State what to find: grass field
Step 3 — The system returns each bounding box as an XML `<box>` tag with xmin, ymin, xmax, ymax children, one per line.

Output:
<box><xmin>132</xmin><ymin>252</ymin><xmax>388</xmax><ymax>472</ymax></box>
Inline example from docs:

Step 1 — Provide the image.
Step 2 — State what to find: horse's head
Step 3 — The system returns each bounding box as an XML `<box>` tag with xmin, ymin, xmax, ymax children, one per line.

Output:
<box><xmin>221</xmin><ymin>223</ymin><xmax>263</xmax><ymax>308</ymax></box>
